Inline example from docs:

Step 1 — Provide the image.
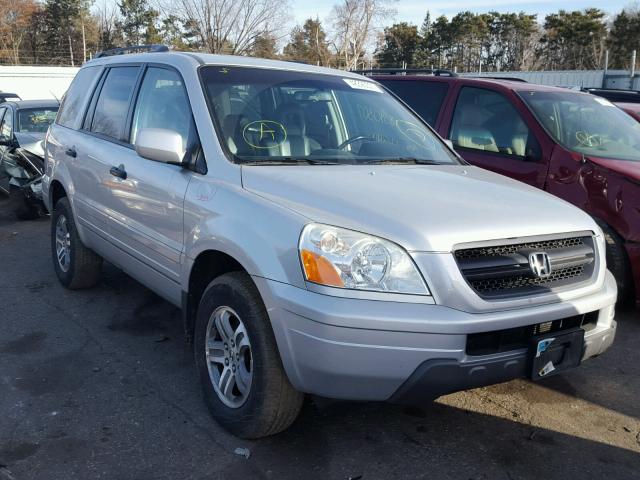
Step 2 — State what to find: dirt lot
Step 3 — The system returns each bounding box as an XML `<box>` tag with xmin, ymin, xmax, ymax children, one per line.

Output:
<box><xmin>0</xmin><ymin>196</ymin><xmax>639</xmax><ymax>480</ymax></box>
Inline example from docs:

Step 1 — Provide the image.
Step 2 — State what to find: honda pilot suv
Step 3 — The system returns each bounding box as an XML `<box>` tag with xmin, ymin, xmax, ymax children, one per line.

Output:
<box><xmin>43</xmin><ymin>51</ymin><xmax>617</xmax><ymax>438</ymax></box>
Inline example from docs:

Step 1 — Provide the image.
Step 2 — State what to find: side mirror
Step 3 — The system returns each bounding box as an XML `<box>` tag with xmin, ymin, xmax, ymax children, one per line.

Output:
<box><xmin>134</xmin><ymin>128</ymin><xmax>186</xmax><ymax>165</ymax></box>
<box><xmin>443</xmin><ymin>139</ymin><xmax>454</xmax><ymax>150</ymax></box>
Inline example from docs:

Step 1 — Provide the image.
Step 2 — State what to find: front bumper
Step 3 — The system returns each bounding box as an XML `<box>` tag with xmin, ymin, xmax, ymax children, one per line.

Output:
<box><xmin>254</xmin><ymin>271</ymin><xmax>618</xmax><ymax>402</ymax></box>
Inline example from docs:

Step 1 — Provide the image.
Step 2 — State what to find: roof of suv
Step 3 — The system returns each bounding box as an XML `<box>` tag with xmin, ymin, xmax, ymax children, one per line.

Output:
<box><xmin>370</xmin><ymin>74</ymin><xmax>581</xmax><ymax>94</ymax></box>
<box><xmin>1</xmin><ymin>99</ymin><xmax>60</xmax><ymax>109</ymax></box>
<box><xmin>85</xmin><ymin>51</ymin><xmax>366</xmax><ymax>80</ymax></box>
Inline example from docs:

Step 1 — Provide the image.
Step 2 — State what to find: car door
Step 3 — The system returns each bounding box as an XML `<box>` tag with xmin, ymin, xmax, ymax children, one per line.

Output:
<box><xmin>66</xmin><ymin>65</ymin><xmax>141</xmax><ymax>238</ymax></box>
<box><xmin>88</xmin><ymin>65</ymin><xmax>195</xmax><ymax>302</ymax></box>
<box><xmin>444</xmin><ymin>85</ymin><xmax>549</xmax><ymax>188</ymax></box>
<box><xmin>49</xmin><ymin>65</ymin><xmax>105</xmax><ymax>234</ymax></box>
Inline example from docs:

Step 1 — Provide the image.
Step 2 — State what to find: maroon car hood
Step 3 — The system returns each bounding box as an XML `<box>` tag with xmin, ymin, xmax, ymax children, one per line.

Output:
<box><xmin>616</xmin><ymin>102</ymin><xmax>640</xmax><ymax>121</ymax></box>
<box><xmin>588</xmin><ymin>156</ymin><xmax>640</xmax><ymax>182</ymax></box>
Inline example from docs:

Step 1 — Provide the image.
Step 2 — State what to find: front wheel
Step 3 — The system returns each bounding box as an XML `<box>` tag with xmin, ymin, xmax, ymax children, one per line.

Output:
<box><xmin>194</xmin><ymin>272</ymin><xmax>304</xmax><ymax>438</ymax></box>
<box><xmin>51</xmin><ymin>197</ymin><xmax>102</xmax><ymax>289</ymax></box>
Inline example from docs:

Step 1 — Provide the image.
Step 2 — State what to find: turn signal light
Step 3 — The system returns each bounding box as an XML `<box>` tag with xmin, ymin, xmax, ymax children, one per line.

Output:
<box><xmin>300</xmin><ymin>249</ymin><xmax>344</xmax><ymax>287</ymax></box>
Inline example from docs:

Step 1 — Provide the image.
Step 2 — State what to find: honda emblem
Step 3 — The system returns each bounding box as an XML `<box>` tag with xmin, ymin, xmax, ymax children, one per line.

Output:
<box><xmin>529</xmin><ymin>252</ymin><xmax>552</xmax><ymax>278</ymax></box>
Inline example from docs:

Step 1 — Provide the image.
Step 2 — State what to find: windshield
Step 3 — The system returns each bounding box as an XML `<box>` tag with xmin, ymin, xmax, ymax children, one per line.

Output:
<box><xmin>200</xmin><ymin>66</ymin><xmax>458</xmax><ymax>165</ymax></box>
<box><xmin>17</xmin><ymin>107</ymin><xmax>59</xmax><ymax>133</ymax></box>
<box><xmin>520</xmin><ymin>91</ymin><xmax>640</xmax><ymax>162</ymax></box>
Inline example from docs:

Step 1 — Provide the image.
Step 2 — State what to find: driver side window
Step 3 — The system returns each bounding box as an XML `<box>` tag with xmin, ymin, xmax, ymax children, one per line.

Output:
<box><xmin>130</xmin><ymin>67</ymin><xmax>193</xmax><ymax>149</ymax></box>
<box><xmin>450</xmin><ymin>87</ymin><xmax>539</xmax><ymax>160</ymax></box>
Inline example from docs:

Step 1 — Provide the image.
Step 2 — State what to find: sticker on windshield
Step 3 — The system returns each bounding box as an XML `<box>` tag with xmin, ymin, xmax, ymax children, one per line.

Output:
<box><xmin>593</xmin><ymin>97</ymin><xmax>615</xmax><ymax>107</ymax></box>
<box><xmin>343</xmin><ymin>78</ymin><xmax>383</xmax><ymax>93</ymax></box>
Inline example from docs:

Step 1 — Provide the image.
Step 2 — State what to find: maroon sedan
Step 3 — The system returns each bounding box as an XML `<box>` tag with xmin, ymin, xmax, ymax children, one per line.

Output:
<box><xmin>371</xmin><ymin>73</ymin><xmax>640</xmax><ymax>306</ymax></box>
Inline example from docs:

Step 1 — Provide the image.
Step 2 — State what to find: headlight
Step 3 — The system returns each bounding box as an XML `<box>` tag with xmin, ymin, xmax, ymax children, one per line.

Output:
<box><xmin>299</xmin><ymin>223</ymin><xmax>429</xmax><ymax>295</ymax></box>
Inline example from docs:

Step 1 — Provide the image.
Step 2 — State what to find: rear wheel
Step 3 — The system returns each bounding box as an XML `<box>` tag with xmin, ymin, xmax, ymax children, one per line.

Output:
<box><xmin>51</xmin><ymin>197</ymin><xmax>102</xmax><ymax>289</ymax></box>
<box><xmin>596</xmin><ymin>220</ymin><xmax>632</xmax><ymax>303</ymax></box>
<box><xmin>194</xmin><ymin>272</ymin><xmax>303</xmax><ymax>438</ymax></box>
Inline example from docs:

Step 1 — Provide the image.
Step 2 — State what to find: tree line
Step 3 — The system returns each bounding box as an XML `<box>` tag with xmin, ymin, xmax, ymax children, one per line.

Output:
<box><xmin>0</xmin><ymin>0</ymin><xmax>639</xmax><ymax>72</ymax></box>
<box><xmin>376</xmin><ymin>8</ymin><xmax>640</xmax><ymax>72</ymax></box>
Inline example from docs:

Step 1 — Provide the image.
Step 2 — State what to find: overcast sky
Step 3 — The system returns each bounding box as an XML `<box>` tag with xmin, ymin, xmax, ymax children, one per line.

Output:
<box><xmin>294</xmin><ymin>0</ymin><xmax>631</xmax><ymax>26</ymax></box>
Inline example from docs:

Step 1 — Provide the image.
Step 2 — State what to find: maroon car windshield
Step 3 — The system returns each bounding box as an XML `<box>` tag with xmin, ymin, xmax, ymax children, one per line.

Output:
<box><xmin>520</xmin><ymin>91</ymin><xmax>640</xmax><ymax>162</ymax></box>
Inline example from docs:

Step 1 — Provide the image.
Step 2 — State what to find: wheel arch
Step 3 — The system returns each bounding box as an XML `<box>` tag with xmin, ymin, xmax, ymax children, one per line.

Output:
<box><xmin>183</xmin><ymin>249</ymin><xmax>250</xmax><ymax>342</ymax></box>
<box><xmin>49</xmin><ymin>179</ymin><xmax>68</xmax><ymax>208</ymax></box>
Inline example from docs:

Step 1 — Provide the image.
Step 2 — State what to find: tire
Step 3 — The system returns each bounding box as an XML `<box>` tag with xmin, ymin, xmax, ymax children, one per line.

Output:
<box><xmin>194</xmin><ymin>271</ymin><xmax>304</xmax><ymax>438</ymax></box>
<box><xmin>51</xmin><ymin>197</ymin><xmax>102</xmax><ymax>289</ymax></box>
<box><xmin>595</xmin><ymin>220</ymin><xmax>632</xmax><ymax>303</ymax></box>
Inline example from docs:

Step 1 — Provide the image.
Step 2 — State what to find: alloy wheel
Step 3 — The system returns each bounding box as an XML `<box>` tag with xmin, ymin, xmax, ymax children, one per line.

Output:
<box><xmin>55</xmin><ymin>215</ymin><xmax>71</xmax><ymax>273</ymax></box>
<box><xmin>205</xmin><ymin>306</ymin><xmax>253</xmax><ymax>408</ymax></box>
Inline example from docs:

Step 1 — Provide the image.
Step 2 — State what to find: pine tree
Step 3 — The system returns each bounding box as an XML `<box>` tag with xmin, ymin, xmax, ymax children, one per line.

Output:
<box><xmin>118</xmin><ymin>0</ymin><xmax>158</xmax><ymax>46</ymax></box>
<box><xmin>608</xmin><ymin>10</ymin><xmax>640</xmax><ymax>69</ymax></box>
<box><xmin>283</xmin><ymin>18</ymin><xmax>332</xmax><ymax>66</ymax></box>
<box><xmin>375</xmin><ymin>22</ymin><xmax>419</xmax><ymax>67</ymax></box>
<box><xmin>43</xmin><ymin>0</ymin><xmax>91</xmax><ymax>65</ymax></box>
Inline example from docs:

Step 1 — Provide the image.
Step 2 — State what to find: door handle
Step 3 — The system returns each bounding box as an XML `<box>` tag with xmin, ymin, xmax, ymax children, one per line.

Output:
<box><xmin>65</xmin><ymin>147</ymin><xmax>77</xmax><ymax>158</ymax></box>
<box><xmin>109</xmin><ymin>164</ymin><xmax>127</xmax><ymax>180</ymax></box>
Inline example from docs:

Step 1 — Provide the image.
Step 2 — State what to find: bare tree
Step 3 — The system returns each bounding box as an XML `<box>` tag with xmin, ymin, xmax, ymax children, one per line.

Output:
<box><xmin>0</xmin><ymin>0</ymin><xmax>38</xmax><ymax>64</ymax></box>
<box><xmin>168</xmin><ymin>0</ymin><xmax>289</xmax><ymax>55</ymax></box>
<box><xmin>93</xmin><ymin>2</ymin><xmax>122</xmax><ymax>52</ymax></box>
<box><xmin>330</xmin><ymin>0</ymin><xmax>395</xmax><ymax>70</ymax></box>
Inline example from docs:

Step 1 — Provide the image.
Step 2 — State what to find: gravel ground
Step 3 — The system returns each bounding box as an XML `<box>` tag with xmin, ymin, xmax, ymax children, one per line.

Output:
<box><xmin>0</xmin><ymin>196</ymin><xmax>639</xmax><ymax>480</ymax></box>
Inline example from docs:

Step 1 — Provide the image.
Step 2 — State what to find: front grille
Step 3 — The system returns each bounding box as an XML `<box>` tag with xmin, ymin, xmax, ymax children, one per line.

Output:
<box><xmin>455</xmin><ymin>235</ymin><xmax>596</xmax><ymax>299</ymax></box>
<box><xmin>466</xmin><ymin>312</ymin><xmax>598</xmax><ymax>356</ymax></box>
<box><xmin>456</xmin><ymin>237</ymin><xmax>585</xmax><ymax>260</ymax></box>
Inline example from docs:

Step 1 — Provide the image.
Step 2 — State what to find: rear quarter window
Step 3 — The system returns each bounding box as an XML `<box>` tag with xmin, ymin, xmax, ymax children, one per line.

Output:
<box><xmin>57</xmin><ymin>66</ymin><xmax>102</xmax><ymax>129</ymax></box>
<box><xmin>380</xmin><ymin>80</ymin><xmax>449</xmax><ymax>126</ymax></box>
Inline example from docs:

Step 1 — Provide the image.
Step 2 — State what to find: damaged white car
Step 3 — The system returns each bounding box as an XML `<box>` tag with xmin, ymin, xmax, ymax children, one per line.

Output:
<box><xmin>0</xmin><ymin>100</ymin><xmax>58</xmax><ymax>219</ymax></box>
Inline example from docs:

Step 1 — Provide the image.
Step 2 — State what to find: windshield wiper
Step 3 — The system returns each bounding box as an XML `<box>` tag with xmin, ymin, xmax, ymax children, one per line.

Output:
<box><xmin>360</xmin><ymin>157</ymin><xmax>442</xmax><ymax>165</ymax></box>
<box><xmin>240</xmin><ymin>157</ymin><xmax>341</xmax><ymax>166</ymax></box>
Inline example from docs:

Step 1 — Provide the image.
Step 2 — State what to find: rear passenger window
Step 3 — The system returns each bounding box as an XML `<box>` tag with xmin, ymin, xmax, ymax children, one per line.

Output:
<box><xmin>450</xmin><ymin>87</ymin><xmax>540</xmax><ymax>159</ymax></box>
<box><xmin>57</xmin><ymin>66</ymin><xmax>101</xmax><ymax>129</ymax></box>
<box><xmin>90</xmin><ymin>67</ymin><xmax>139</xmax><ymax>141</ymax></box>
<box><xmin>381</xmin><ymin>80</ymin><xmax>448</xmax><ymax>126</ymax></box>
<box><xmin>130</xmin><ymin>67</ymin><xmax>192</xmax><ymax>149</ymax></box>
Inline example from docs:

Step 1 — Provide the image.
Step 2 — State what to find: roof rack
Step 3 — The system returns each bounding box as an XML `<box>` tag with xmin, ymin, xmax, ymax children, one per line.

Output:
<box><xmin>95</xmin><ymin>44</ymin><xmax>169</xmax><ymax>59</ymax></box>
<box><xmin>583</xmin><ymin>87</ymin><xmax>640</xmax><ymax>104</ymax></box>
<box><xmin>352</xmin><ymin>68</ymin><xmax>458</xmax><ymax>77</ymax></box>
<box><xmin>475</xmin><ymin>76</ymin><xmax>528</xmax><ymax>82</ymax></box>
<box><xmin>585</xmin><ymin>87</ymin><xmax>640</xmax><ymax>94</ymax></box>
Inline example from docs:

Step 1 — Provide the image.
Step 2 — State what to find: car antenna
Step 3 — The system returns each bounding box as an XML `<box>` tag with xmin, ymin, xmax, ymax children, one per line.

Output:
<box><xmin>50</xmin><ymin>91</ymin><xmax>61</xmax><ymax>105</ymax></box>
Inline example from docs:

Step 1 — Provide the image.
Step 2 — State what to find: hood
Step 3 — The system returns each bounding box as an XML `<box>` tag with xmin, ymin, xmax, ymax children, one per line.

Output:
<box><xmin>588</xmin><ymin>155</ymin><xmax>640</xmax><ymax>183</ymax></box>
<box><xmin>616</xmin><ymin>102</ymin><xmax>640</xmax><ymax>122</ymax></box>
<box><xmin>15</xmin><ymin>132</ymin><xmax>44</xmax><ymax>157</ymax></box>
<box><xmin>241</xmin><ymin>165</ymin><xmax>598</xmax><ymax>252</ymax></box>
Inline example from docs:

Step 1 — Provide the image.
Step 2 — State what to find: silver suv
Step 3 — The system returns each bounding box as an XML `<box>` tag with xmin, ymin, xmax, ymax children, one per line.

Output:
<box><xmin>43</xmin><ymin>51</ymin><xmax>617</xmax><ymax>438</ymax></box>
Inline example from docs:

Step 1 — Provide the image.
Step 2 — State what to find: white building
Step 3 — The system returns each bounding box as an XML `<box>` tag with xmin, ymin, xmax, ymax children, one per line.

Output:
<box><xmin>0</xmin><ymin>66</ymin><xmax>79</xmax><ymax>101</ymax></box>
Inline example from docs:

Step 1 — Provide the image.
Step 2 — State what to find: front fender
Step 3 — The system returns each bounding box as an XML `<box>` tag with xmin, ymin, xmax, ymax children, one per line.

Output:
<box><xmin>182</xmin><ymin>177</ymin><xmax>309</xmax><ymax>291</ymax></box>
